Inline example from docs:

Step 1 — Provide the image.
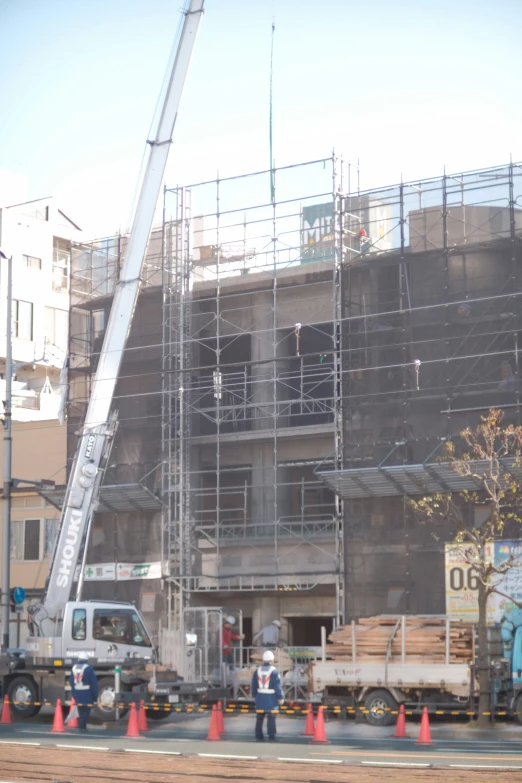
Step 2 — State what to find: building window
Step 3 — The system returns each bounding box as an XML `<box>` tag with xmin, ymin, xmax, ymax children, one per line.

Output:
<box><xmin>13</xmin><ymin>300</ymin><xmax>33</xmax><ymax>340</ymax></box>
<box><xmin>10</xmin><ymin>518</ymin><xmax>58</xmax><ymax>561</ymax></box>
<box><xmin>23</xmin><ymin>254</ymin><xmax>42</xmax><ymax>270</ymax></box>
<box><xmin>52</xmin><ymin>237</ymin><xmax>70</xmax><ymax>292</ymax></box>
<box><xmin>11</xmin><ymin>519</ymin><xmax>41</xmax><ymax>561</ymax></box>
<box><xmin>45</xmin><ymin>307</ymin><xmax>68</xmax><ymax>351</ymax></box>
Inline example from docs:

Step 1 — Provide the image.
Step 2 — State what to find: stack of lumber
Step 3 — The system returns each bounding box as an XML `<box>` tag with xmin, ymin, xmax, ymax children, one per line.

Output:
<box><xmin>328</xmin><ymin>615</ymin><xmax>473</xmax><ymax>664</ymax></box>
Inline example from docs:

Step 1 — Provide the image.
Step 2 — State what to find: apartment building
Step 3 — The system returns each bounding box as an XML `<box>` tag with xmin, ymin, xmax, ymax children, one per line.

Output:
<box><xmin>0</xmin><ymin>184</ymin><xmax>81</xmax><ymax>643</ymax></box>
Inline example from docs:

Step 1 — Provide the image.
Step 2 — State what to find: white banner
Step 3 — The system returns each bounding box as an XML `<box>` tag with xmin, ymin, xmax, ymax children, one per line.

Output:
<box><xmin>74</xmin><ymin>562</ymin><xmax>163</xmax><ymax>581</ymax></box>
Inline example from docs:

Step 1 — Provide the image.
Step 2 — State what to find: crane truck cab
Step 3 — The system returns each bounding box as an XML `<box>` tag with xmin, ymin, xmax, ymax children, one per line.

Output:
<box><xmin>29</xmin><ymin>600</ymin><xmax>154</xmax><ymax>665</ymax></box>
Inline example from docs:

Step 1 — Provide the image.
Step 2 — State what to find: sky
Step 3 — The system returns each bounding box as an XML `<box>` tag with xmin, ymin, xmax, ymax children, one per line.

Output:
<box><xmin>0</xmin><ymin>0</ymin><xmax>521</xmax><ymax>237</ymax></box>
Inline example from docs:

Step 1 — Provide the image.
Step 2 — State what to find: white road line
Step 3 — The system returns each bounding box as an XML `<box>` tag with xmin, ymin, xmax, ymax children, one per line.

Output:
<box><xmin>362</xmin><ymin>761</ymin><xmax>431</xmax><ymax>768</ymax></box>
<box><xmin>198</xmin><ymin>753</ymin><xmax>259</xmax><ymax>760</ymax></box>
<box><xmin>124</xmin><ymin>749</ymin><xmax>181</xmax><ymax>756</ymax></box>
<box><xmin>277</xmin><ymin>758</ymin><xmax>343</xmax><ymax>765</ymax></box>
<box><xmin>450</xmin><ymin>765</ymin><xmax>522</xmax><ymax>770</ymax></box>
<box><xmin>0</xmin><ymin>740</ymin><xmax>41</xmax><ymax>746</ymax></box>
<box><xmin>55</xmin><ymin>744</ymin><xmax>109</xmax><ymax>751</ymax></box>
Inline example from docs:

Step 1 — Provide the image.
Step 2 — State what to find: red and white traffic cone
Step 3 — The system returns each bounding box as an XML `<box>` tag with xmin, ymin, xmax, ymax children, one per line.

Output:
<box><xmin>206</xmin><ymin>704</ymin><xmax>222</xmax><ymax>741</ymax></box>
<box><xmin>68</xmin><ymin>697</ymin><xmax>79</xmax><ymax>729</ymax></box>
<box><xmin>138</xmin><ymin>699</ymin><xmax>149</xmax><ymax>732</ymax></box>
<box><xmin>310</xmin><ymin>705</ymin><xmax>330</xmax><ymax>744</ymax></box>
<box><xmin>0</xmin><ymin>694</ymin><xmax>12</xmax><ymax>725</ymax></box>
<box><xmin>51</xmin><ymin>699</ymin><xmax>65</xmax><ymax>734</ymax></box>
<box><xmin>416</xmin><ymin>706</ymin><xmax>433</xmax><ymax>745</ymax></box>
<box><xmin>394</xmin><ymin>703</ymin><xmax>407</xmax><ymax>738</ymax></box>
<box><xmin>216</xmin><ymin>700</ymin><xmax>225</xmax><ymax>735</ymax></box>
<box><xmin>125</xmin><ymin>702</ymin><xmax>141</xmax><ymax>738</ymax></box>
<box><xmin>301</xmin><ymin>703</ymin><xmax>315</xmax><ymax>737</ymax></box>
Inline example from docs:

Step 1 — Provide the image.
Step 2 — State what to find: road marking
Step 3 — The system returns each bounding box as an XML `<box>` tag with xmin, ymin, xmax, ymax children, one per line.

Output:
<box><xmin>56</xmin><ymin>744</ymin><xmax>109</xmax><ymax>751</ymax></box>
<box><xmin>450</xmin><ymin>765</ymin><xmax>522</xmax><ymax>770</ymax></box>
<box><xmin>277</xmin><ymin>758</ymin><xmax>343</xmax><ymax>764</ymax></box>
<box><xmin>198</xmin><ymin>753</ymin><xmax>259</xmax><ymax>760</ymax></box>
<box><xmin>329</xmin><ymin>750</ymin><xmax>522</xmax><ymax>761</ymax></box>
<box><xmin>0</xmin><ymin>740</ymin><xmax>41</xmax><ymax>746</ymax></box>
<box><xmin>362</xmin><ymin>761</ymin><xmax>431</xmax><ymax>768</ymax></box>
<box><xmin>124</xmin><ymin>749</ymin><xmax>181</xmax><ymax>756</ymax></box>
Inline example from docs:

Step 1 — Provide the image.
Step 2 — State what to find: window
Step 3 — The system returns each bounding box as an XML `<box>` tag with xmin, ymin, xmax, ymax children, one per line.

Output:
<box><xmin>52</xmin><ymin>237</ymin><xmax>70</xmax><ymax>292</ymax></box>
<box><xmin>92</xmin><ymin>609</ymin><xmax>152</xmax><ymax>647</ymax></box>
<box><xmin>23</xmin><ymin>254</ymin><xmax>41</xmax><ymax>270</ymax></box>
<box><xmin>72</xmin><ymin>608</ymin><xmax>87</xmax><ymax>641</ymax></box>
<box><xmin>44</xmin><ymin>307</ymin><xmax>68</xmax><ymax>350</ymax></box>
<box><xmin>10</xmin><ymin>518</ymin><xmax>57</xmax><ymax>561</ymax></box>
<box><xmin>13</xmin><ymin>300</ymin><xmax>33</xmax><ymax>340</ymax></box>
<box><xmin>11</xmin><ymin>519</ymin><xmax>41</xmax><ymax>561</ymax></box>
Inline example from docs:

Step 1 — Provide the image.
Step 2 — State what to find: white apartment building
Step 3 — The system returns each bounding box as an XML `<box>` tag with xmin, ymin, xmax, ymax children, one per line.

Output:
<box><xmin>0</xmin><ymin>194</ymin><xmax>81</xmax><ymax>421</ymax></box>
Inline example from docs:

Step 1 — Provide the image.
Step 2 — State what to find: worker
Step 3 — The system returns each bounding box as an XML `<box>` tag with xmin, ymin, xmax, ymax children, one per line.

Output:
<box><xmin>251</xmin><ymin>650</ymin><xmax>284</xmax><ymax>742</ymax></box>
<box><xmin>221</xmin><ymin>615</ymin><xmax>244</xmax><ymax>665</ymax></box>
<box><xmin>253</xmin><ymin>620</ymin><xmax>282</xmax><ymax>647</ymax></box>
<box><xmin>70</xmin><ymin>652</ymin><xmax>99</xmax><ymax>732</ymax></box>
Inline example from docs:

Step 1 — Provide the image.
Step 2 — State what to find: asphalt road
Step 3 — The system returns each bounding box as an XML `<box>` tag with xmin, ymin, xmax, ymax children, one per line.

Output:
<box><xmin>2</xmin><ymin>713</ymin><xmax>522</xmax><ymax>771</ymax></box>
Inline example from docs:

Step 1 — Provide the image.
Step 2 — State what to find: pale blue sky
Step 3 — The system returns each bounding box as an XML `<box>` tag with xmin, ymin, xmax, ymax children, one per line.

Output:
<box><xmin>0</xmin><ymin>0</ymin><xmax>521</xmax><ymax>235</ymax></box>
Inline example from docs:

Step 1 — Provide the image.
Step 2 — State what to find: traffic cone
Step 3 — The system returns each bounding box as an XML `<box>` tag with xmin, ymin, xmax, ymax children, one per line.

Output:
<box><xmin>125</xmin><ymin>702</ymin><xmax>141</xmax><ymax>738</ymax></box>
<box><xmin>206</xmin><ymin>704</ymin><xmax>222</xmax><ymax>741</ymax></box>
<box><xmin>0</xmin><ymin>695</ymin><xmax>12</xmax><ymax>725</ymax></box>
<box><xmin>68</xmin><ymin>697</ymin><xmax>79</xmax><ymax>729</ymax></box>
<box><xmin>51</xmin><ymin>699</ymin><xmax>65</xmax><ymax>734</ymax></box>
<box><xmin>416</xmin><ymin>706</ymin><xmax>433</xmax><ymax>745</ymax></box>
<box><xmin>216</xmin><ymin>701</ymin><xmax>225</xmax><ymax>735</ymax></box>
<box><xmin>301</xmin><ymin>703</ymin><xmax>315</xmax><ymax>737</ymax></box>
<box><xmin>138</xmin><ymin>699</ymin><xmax>149</xmax><ymax>732</ymax></box>
<box><xmin>310</xmin><ymin>705</ymin><xmax>330</xmax><ymax>744</ymax></box>
<box><xmin>394</xmin><ymin>703</ymin><xmax>407</xmax><ymax>738</ymax></box>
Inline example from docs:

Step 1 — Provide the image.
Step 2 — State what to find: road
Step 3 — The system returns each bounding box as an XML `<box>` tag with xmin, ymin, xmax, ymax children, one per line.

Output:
<box><xmin>2</xmin><ymin>713</ymin><xmax>522</xmax><ymax>781</ymax></box>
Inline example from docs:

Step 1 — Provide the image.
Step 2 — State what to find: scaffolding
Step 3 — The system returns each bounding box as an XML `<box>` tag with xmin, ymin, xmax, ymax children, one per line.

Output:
<box><xmin>66</xmin><ymin>157</ymin><xmax>522</xmax><ymax>647</ymax></box>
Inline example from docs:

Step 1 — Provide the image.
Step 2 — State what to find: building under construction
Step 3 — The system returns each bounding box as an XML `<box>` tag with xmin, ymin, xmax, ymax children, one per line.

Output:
<box><xmin>63</xmin><ymin>156</ymin><xmax>522</xmax><ymax>651</ymax></box>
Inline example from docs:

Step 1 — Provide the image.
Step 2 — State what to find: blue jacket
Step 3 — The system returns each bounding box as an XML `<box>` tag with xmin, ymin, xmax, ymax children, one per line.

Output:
<box><xmin>70</xmin><ymin>662</ymin><xmax>99</xmax><ymax>706</ymax></box>
<box><xmin>251</xmin><ymin>663</ymin><xmax>283</xmax><ymax>711</ymax></box>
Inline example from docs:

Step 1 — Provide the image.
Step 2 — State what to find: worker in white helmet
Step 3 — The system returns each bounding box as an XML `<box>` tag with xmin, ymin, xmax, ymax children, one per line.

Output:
<box><xmin>251</xmin><ymin>649</ymin><xmax>284</xmax><ymax>742</ymax></box>
<box><xmin>253</xmin><ymin>619</ymin><xmax>283</xmax><ymax>647</ymax></box>
<box><xmin>221</xmin><ymin>615</ymin><xmax>244</xmax><ymax>665</ymax></box>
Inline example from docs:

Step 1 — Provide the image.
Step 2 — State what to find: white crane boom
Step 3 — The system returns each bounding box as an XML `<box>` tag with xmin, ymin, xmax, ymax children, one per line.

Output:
<box><xmin>37</xmin><ymin>0</ymin><xmax>204</xmax><ymax>632</ymax></box>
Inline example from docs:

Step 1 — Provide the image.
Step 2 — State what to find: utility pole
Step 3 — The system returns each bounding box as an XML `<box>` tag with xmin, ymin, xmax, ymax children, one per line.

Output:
<box><xmin>0</xmin><ymin>249</ymin><xmax>12</xmax><ymax>652</ymax></box>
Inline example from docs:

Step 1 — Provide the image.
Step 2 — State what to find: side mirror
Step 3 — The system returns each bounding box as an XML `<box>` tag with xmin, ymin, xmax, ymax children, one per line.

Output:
<box><xmin>518</xmin><ymin>669</ymin><xmax>521</xmax><ymax>678</ymax></box>
<box><xmin>185</xmin><ymin>633</ymin><xmax>197</xmax><ymax>647</ymax></box>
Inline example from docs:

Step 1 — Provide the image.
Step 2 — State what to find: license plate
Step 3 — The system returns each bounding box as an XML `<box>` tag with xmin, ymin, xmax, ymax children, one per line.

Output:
<box><xmin>168</xmin><ymin>695</ymin><xmax>179</xmax><ymax>703</ymax></box>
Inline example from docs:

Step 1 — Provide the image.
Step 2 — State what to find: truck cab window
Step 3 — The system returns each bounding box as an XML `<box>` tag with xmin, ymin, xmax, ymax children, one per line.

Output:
<box><xmin>131</xmin><ymin>612</ymin><xmax>152</xmax><ymax>647</ymax></box>
<box><xmin>93</xmin><ymin>610</ymin><xmax>131</xmax><ymax>644</ymax></box>
<box><xmin>72</xmin><ymin>608</ymin><xmax>86</xmax><ymax>641</ymax></box>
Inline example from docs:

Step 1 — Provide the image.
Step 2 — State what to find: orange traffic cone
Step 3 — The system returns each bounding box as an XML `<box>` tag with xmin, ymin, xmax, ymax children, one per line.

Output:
<box><xmin>68</xmin><ymin>697</ymin><xmax>79</xmax><ymax>729</ymax></box>
<box><xmin>206</xmin><ymin>704</ymin><xmax>222</xmax><ymax>741</ymax></box>
<box><xmin>138</xmin><ymin>699</ymin><xmax>149</xmax><ymax>732</ymax></box>
<box><xmin>301</xmin><ymin>703</ymin><xmax>315</xmax><ymax>737</ymax></box>
<box><xmin>0</xmin><ymin>695</ymin><xmax>12</xmax><ymax>725</ymax></box>
<box><xmin>51</xmin><ymin>699</ymin><xmax>65</xmax><ymax>734</ymax></box>
<box><xmin>216</xmin><ymin>701</ymin><xmax>225</xmax><ymax>735</ymax></box>
<box><xmin>416</xmin><ymin>706</ymin><xmax>433</xmax><ymax>745</ymax></box>
<box><xmin>310</xmin><ymin>705</ymin><xmax>330</xmax><ymax>744</ymax></box>
<box><xmin>125</xmin><ymin>702</ymin><xmax>141</xmax><ymax>738</ymax></box>
<box><xmin>394</xmin><ymin>703</ymin><xmax>407</xmax><ymax>738</ymax></box>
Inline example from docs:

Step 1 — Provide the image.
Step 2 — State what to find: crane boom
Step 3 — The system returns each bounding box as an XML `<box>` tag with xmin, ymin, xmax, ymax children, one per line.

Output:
<box><xmin>37</xmin><ymin>0</ymin><xmax>204</xmax><ymax>633</ymax></box>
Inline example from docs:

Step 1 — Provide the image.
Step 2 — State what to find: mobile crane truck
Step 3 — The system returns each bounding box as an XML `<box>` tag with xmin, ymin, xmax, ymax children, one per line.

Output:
<box><xmin>0</xmin><ymin>0</ymin><xmax>208</xmax><ymax>722</ymax></box>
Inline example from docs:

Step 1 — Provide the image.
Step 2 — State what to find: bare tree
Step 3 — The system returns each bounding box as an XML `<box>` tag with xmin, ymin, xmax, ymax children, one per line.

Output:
<box><xmin>409</xmin><ymin>409</ymin><xmax>522</xmax><ymax>725</ymax></box>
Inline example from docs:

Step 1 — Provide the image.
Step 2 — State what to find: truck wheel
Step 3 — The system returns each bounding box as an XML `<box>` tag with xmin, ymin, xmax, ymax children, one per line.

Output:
<box><xmin>364</xmin><ymin>689</ymin><xmax>398</xmax><ymax>727</ymax></box>
<box><xmin>92</xmin><ymin>677</ymin><xmax>128</xmax><ymax>722</ymax></box>
<box><xmin>7</xmin><ymin>676</ymin><xmax>41</xmax><ymax>719</ymax></box>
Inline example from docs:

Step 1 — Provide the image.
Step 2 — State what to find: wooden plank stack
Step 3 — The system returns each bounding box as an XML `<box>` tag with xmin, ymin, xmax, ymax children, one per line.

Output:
<box><xmin>327</xmin><ymin>615</ymin><xmax>473</xmax><ymax>664</ymax></box>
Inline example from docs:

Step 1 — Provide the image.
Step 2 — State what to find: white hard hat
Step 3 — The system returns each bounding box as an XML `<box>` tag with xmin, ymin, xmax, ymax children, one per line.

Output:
<box><xmin>272</xmin><ymin>620</ymin><xmax>281</xmax><ymax>627</ymax></box>
<box><xmin>77</xmin><ymin>652</ymin><xmax>89</xmax><ymax>661</ymax></box>
<box><xmin>263</xmin><ymin>650</ymin><xmax>275</xmax><ymax>662</ymax></box>
<box><xmin>225</xmin><ymin>615</ymin><xmax>236</xmax><ymax>625</ymax></box>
